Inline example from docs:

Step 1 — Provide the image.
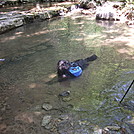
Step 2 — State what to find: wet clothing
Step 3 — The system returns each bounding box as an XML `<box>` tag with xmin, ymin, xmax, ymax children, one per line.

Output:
<box><xmin>57</xmin><ymin>54</ymin><xmax>97</xmax><ymax>80</ymax></box>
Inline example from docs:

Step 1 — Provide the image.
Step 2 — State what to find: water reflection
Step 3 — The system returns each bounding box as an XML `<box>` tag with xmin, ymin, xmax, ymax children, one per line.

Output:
<box><xmin>96</xmin><ymin>19</ymin><xmax>115</xmax><ymax>28</ymax></box>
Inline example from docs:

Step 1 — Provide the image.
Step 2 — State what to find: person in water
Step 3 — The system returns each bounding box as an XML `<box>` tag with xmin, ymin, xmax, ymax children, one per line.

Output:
<box><xmin>57</xmin><ymin>54</ymin><xmax>97</xmax><ymax>81</ymax></box>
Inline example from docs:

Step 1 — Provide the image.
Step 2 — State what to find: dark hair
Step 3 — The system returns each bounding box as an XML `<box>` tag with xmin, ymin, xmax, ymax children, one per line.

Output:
<box><xmin>57</xmin><ymin>60</ymin><xmax>71</xmax><ymax>76</ymax></box>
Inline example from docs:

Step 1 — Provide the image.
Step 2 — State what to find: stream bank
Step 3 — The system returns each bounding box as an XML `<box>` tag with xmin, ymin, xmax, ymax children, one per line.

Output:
<box><xmin>0</xmin><ymin>4</ymin><xmax>67</xmax><ymax>34</ymax></box>
<box><xmin>1</xmin><ymin>1</ymin><xmax>134</xmax><ymax>34</ymax></box>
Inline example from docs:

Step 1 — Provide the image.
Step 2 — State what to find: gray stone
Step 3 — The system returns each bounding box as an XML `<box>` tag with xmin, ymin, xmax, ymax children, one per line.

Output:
<box><xmin>42</xmin><ymin>103</ymin><xmax>53</xmax><ymax>111</ymax></box>
<box><xmin>41</xmin><ymin>115</ymin><xmax>52</xmax><ymax>127</ymax></box>
<box><xmin>0</xmin><ymin>7</ymin><xmax>61</xmax><ymax>34</ymax></box>
<box><xmin>12</xmin><ymin>18</ymin><xmax>23</xmax><ymax>27</ymax></box>
<box><xmin>59</xmin><ymin>91</ymin><xmax>70</xmax><ymax>97</ymax></box>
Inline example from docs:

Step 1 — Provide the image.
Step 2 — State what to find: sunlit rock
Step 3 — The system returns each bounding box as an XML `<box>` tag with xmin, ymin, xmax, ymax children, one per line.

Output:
<box><xmin>96</xmin><ymin>6</ymin><xmax>118</xmax><ymax>20</ymax></box>
<box><xmin>0</xmin><ymin>6</ymin><xmax>62</xmax><ymax>34</ymax></box>
<box><xmin>96</xmin><ymin>2</ymin><xmax>122</xmax><ymax>21</ymax></box>
<box><xmin>12</xmin><ymin>18</ymin><xmax>23</xmax><ymax>27</ymax></box>
<box><xmin>0</xmin><ymin>18</ymin><xmax>23</xmax><ymax>34</ymax></box>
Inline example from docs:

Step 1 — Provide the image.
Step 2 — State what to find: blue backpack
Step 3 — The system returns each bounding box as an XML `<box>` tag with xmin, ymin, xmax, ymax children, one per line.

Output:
<box><xmin>69</xmin><ymin>65</ymin><xmax>82</xmax><ymax>77</ymax></box>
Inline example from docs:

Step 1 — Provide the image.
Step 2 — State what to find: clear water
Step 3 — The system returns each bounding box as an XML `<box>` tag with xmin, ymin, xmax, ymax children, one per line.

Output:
<box><xmin>0</xmin><ymin>15</ymin><xmax>134</xmax><ymax>133</ymax></box>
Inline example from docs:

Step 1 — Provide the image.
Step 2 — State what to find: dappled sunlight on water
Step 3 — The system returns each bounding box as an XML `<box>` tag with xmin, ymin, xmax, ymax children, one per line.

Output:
<box><xmin>26</xmin><ymin>28</ymin><xmax>66</xmax><ymax>37</ymax></box>
<box><xmin>29</xmin><ymin>83</ymin><xmax>37</xmax><ymax>89</ymax></box>
<box><xmin>48</xmin><ymin>73</ymin><xmax>57</xmax><ymax>79</ymax></box>
<box><xmin>94</xmin><ymin>25</ymin><xmax>134</xmax><ymax>60</ymax></box>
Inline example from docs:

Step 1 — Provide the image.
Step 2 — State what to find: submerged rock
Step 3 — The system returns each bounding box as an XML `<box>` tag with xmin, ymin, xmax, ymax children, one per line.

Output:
<box><xmin>59</xmin><ymin>91</ymin><xmax>71</xmax><ymax>97</ymax></box>
<box><xmin>42</xmin><ymin>103</ymin><xmax>53</xmax><ymax>111</ymax></box>
<box><xmin>41</xmin><ymin>115</ymin><xmax>52</xmax><ymax>127</ymax></box>
<box><xmin>58</xmin><ymin>91</ymin><xmax>71</xmax><ymax>102</ymax></box>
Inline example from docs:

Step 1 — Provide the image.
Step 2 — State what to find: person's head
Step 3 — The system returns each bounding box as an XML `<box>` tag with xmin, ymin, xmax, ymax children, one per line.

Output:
<box><xmin>57</xmin><ymin>60</ymin><xmax>70</xmax><ymax>76</ymax></box>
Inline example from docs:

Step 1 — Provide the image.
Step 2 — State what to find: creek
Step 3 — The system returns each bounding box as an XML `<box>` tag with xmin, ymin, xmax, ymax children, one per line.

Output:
<box><xmin>0</xmin><ymin>14</ymin><xmax>134</xmax><ymax>134</ymax></box>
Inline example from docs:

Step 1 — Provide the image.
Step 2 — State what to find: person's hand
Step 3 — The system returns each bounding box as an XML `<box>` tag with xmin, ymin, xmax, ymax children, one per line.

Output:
<box><xmin>62</xmin><ymin>74</ymin><xmax>67</xmax><ymax>78</ymax></box>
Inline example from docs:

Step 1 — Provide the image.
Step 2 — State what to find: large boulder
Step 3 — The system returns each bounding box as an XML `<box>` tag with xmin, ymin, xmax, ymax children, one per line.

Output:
<box><xmin>0</xmin><ymin>12</ymin><xmax>23</xmax><ymax>33</ymax></box>
<box><xmin>0</xmin><ymin>8</ymin><xmax>60</xmax><ymax>34</ymax></box>
<box><xmin>96</xmin><ymin>2</ymin><xmax>121</xmax><ymax>20</ymax></box>
<box><xmin>80</xmin><ymin>0</ymin><xmax>96</xmax><ymax>9</ymax></box>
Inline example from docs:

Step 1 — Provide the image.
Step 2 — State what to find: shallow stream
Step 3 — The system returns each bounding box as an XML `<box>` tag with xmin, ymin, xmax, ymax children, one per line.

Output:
<box><xmin>0</xmin><ymin>15</ymin><xmax>134</xmax><ymax>134</ymax></box>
